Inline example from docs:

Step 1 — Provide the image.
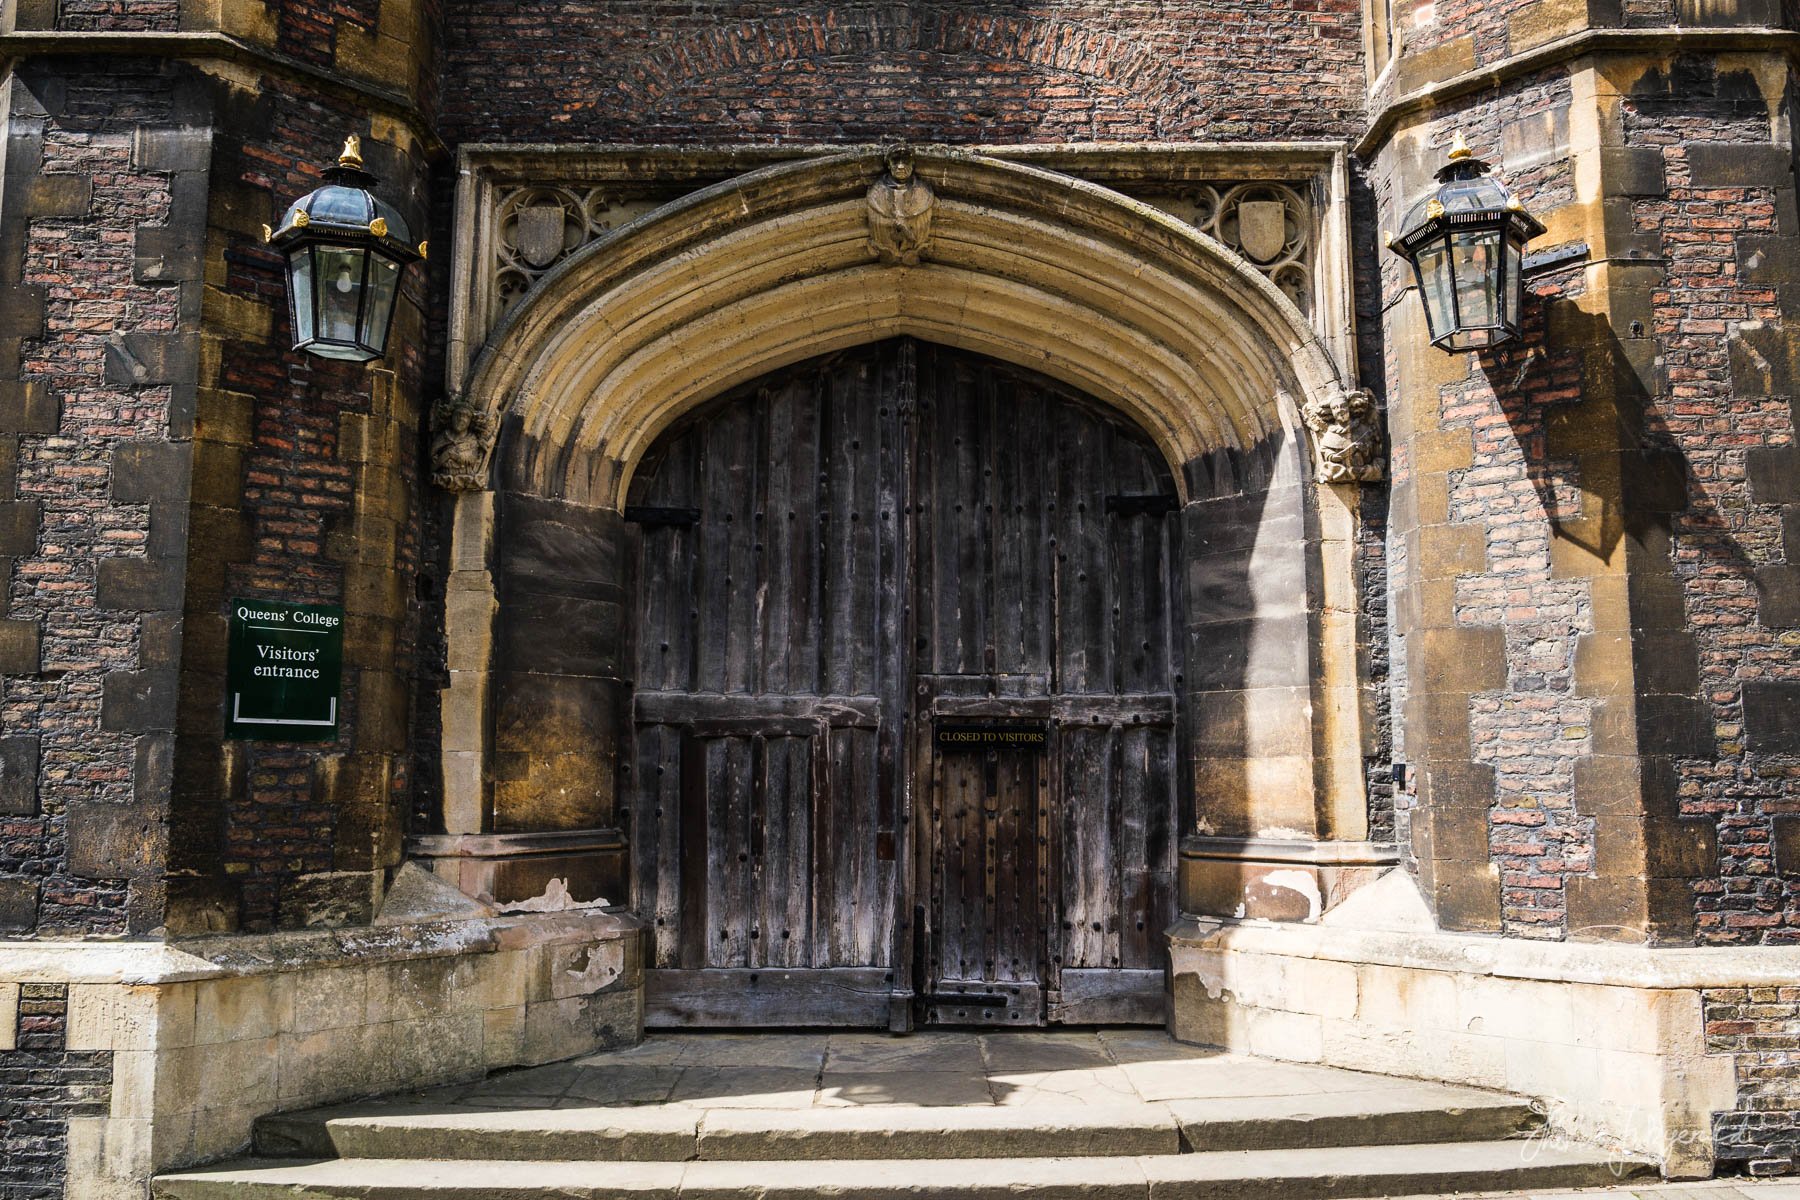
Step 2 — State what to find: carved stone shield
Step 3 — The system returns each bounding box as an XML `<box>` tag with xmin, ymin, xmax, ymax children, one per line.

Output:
<box><xmin>1237</xmin><ymin>200</ymin><xmax>1288</xmax><ymax>264</ymax></box>
<box><xmin>516</xmin><ymin>205</ymin><xmax>568</xmax><ymax>269</ymax></box>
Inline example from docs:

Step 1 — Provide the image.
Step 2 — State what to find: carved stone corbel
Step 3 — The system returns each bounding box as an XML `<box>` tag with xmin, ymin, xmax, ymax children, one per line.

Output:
<box><xmin>431</xmin><ymin>391</ymin><xmax>497</xmax><ymax>492</ymax></box>
<box><xmin>1302</xmin><ymin>387</ymin><xmax>1384</xmax><ymax>484</ymax></box>
<box><xmin>865</xmin><ymin>147</ymin><xmax>936</xmax><ymax>266</ymax></box>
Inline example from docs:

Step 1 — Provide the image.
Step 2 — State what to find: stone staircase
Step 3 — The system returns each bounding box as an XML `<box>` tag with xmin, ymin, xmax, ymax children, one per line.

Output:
<box><xmin>152</xmin><ymin>1030</ymin><xmax>1655</xmax><ymax>1199</ymax></box>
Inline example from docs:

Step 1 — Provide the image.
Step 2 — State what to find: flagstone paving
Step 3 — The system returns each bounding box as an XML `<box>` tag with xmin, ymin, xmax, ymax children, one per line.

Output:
<box><xmin>159</xmin><ymin>1030</ymin><xmax>1713</xmax><ymax>1198</ymax></box>
<box><xmin>409</xmin><ymin>1029</ymin><xmax>1481</xmax><ymax>1112</ymax></box>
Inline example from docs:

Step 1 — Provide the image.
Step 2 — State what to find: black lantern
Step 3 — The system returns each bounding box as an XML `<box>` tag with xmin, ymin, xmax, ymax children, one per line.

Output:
<box><xmin>1388</xmin><ymin>133</ymin><xmax>1545</xmax><ymax>353</ymax></box>
<box><xmin>265</xmin><ymin>136</ymin><xmax>424</xmax><ymax>362</ymax></box>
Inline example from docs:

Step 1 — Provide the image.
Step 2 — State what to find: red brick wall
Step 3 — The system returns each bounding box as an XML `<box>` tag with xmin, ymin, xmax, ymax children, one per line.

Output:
<box><xmin>439</xmin><ymin>1</ymin><xmax>1366</xmax><ymax>145</ymax></box>
<box><xmin>0</xmin><ymin>984</ymin><xmax>111</xmax><ymax>1200</ymax></box>
<box><xmin>1379</xmin><ymin>47</ymin><xmax>1800</xmax><ymax>948</ymax></box>
<box><xmin>1707</xmin><ymin>985</ymin><xmax>1800</xmax><ymax>1173</ymax></box>
<box><xmin>0</xmin><ymin>56</ymin><xmax>433</xmax><ymax>938</ymax></box>
<box><xmin>0</xmin><ymin>61</ymin><xmax>201</xmax><ymax>938</ymax></box>
<box><xmin>53</xmin><ymin>1</ymin><xmax>181</xmax><ymax>32</ymax></box>
<box><xmin>1616</xmin><ymin>60</ymin><xmax>1800</xmax><ymax>947</ymax></box>
<box><xmin>169</xmin><ymin>79</ymin><xmax>431</xmax><ymax>932</ymax></box>
<box><xmin>1376</xmin><ymin>70</ymin><xmax>1609</xmax><ymax>938</ymax></box>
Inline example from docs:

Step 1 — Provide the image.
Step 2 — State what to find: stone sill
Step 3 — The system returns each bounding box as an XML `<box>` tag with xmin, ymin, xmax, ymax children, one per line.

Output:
<box><xmin>1180</xmin><ymin>836</ymin><xmax>1403</xmax><ymax>866</ymax></box>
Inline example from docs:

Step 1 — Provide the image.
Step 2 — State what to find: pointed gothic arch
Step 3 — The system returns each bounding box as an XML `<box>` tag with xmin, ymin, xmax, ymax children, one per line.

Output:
<box><xmin>422</xmin><ymin>148</ymin><xmax>1378</xmax><ymax>951</ymax></box>
<box><xmin>457</xmin><ymin>148</ymin><xmax>1347</xmax><ymax>505</ymax></box>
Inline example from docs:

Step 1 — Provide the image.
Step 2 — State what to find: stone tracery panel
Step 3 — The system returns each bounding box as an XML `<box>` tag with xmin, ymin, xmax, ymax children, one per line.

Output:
<box><xmin>456</xmin><ymin>156</ymin><xmax>1346</xmax><ymax>367</ymax></box>
<box><xmin>1140</xmin><ymin>182</ymin><xmax>1318</xmax><ymax>318</ymax></box>
<box><xmin>492</xmin><ymin>186</ymin><xmax>661</xmax><ymax>319</ymax></box>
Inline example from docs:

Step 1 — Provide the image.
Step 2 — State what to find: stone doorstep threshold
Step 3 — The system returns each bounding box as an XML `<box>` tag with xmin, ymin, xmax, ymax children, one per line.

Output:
<box><xmin>151</xmin><ymin>1138</ymin><xmax>1655</xmax><ymax>1198</ymax></box>
<box><xmin>0</xmin><ymin>909</ymin><xmax>640</xmax><ymax>985</ymax></box>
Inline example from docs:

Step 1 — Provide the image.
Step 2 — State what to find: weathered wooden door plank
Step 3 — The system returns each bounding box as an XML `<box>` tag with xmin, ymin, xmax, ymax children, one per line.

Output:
<box><xmin>648</xmin><ymin>968</ymin><xmax>894</xmax><ymax>1028</ymax></box>
<box><xmin>632</xmin><ymin>339</ymin><xmax>1180</xmax><ymax>1028</ymax></box>
<box><xmin>913</xmin><ymin>341</ymin><xmax>1181</xmax><ymax>1027</ymax></box>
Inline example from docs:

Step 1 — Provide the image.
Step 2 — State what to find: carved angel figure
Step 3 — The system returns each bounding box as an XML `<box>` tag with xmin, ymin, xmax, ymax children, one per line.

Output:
<box><xmin>866</xmin><ymin>148</ymin><xmax>936</xmax><ymax>266</ymax></box>
<box><xmin>431</xmin><ymin>401</ymin><xmax>496</xmax><ymax>492</ymax></box>
<box><xmin>1302</xmin><ymin>388</ymin><xmax>1384</xmax><ymax>483</ymax></box>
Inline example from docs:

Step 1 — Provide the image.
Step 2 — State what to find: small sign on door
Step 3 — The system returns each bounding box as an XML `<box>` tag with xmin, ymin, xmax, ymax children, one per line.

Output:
<box><xmin>226</xmin><ymin>599</ymin><xmax>345</xmax><ymax>742</ymax></box>
<box><xmin>934</xmin><ymin>722</ymin><xmax>1049</xmax><ymax>752</ymax></box>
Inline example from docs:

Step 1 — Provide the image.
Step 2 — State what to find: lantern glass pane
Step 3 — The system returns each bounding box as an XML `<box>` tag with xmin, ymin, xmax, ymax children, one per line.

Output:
<box><xmin>1451</xmin><ymin>229</ymin><xmax>1500</xmax><ymax>330</ymax></box>
<box><xmin>1415</xmin><ymin>237</ymin><xmax>1456</xmax><ymax>342</ymax></box>
<box><xmin>287</xmin><ymin>250</ymin><xmax>315</xmax><ymax>345</ymax></box>
<box><xmin>1505</xmin><ymin>239</ymin><xmax>1523</xmax><ymax>327</ymax></box>
<box><xmin>309</xmin><ymin>187</ymin><xmax>370</xmax><ymax>226</ymax></box>
<box><xmin>316</xmin><ymin>245</ymin><xmax>367</xmax><ymax>347</ymax></box>
<box><xmin>359</xmin><ymin>254</ymin><xmax>403</xmax><ymax>354</ymax></box>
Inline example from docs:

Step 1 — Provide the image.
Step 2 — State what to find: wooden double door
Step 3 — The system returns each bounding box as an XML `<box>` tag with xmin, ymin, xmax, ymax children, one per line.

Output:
<box><xmin>627</xmin><ymin>339</ymin><xmax>1181</xmax><ymax>1028</ymax></box>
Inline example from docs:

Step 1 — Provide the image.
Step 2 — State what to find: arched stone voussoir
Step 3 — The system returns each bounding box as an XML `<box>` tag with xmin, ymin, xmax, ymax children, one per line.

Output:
<box><xmin>461</xmin><ymin>147</ymin><xmax>1348</xmax><ymax>508</ymax></box>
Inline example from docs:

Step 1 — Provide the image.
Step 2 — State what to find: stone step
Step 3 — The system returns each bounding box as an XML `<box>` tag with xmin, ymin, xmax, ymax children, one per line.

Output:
<box><xmin>154</xmin><ymin>1139</ymin><xmax>1655</xmax><ymax>1200</ymax></box>
<box><xmin>251</xmin><ymin>1086</ymin><xmax>1541</xmax><ymax>1162</ymax></box>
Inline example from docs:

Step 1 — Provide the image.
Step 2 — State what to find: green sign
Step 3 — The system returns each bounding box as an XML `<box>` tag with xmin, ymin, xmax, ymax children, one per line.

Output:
<box><xmin>226</xmin><ymin>599</ymin><xmax>344</xmax><ymax>742</ymax></box>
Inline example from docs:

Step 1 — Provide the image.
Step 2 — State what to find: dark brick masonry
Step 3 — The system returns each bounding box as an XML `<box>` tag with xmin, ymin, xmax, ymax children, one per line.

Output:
<box><xmin>439</xmin><ymin>0</ymin><xmax>1367</xmax><ymax>146</ymax></box>
<box><xmin>1707</xmin><ymin>986</ymin><xmax>1800</xmax><ymax>1175</ymax></box>
<box><xmin>1615</xmin><ymin>60</ymin><xmax>1800</xmax><ymax>949</ymax></box>
<box><xmin>164</xmin><ymin>81</ymin><xmax>431</xmax><ymax>935</ymax></box>
<box><xmin>0</xmin><ymin>985</ymin><xmax>113</xmax><ymax>1200</ymax></box>
<box><xmin>0</xmin><ymin>60</ymin><xmax>201</xmax><ymax>939</ymax></box>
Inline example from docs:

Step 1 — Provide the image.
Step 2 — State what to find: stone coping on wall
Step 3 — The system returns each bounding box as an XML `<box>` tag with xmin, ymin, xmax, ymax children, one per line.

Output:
<box><xmin>0</xmin><ymin>908</ymin><xmax>639</xmax><ymax>985</ymax></box>
<box><xmin>1170</xmin><ymin>912</ymin><xmax>1800</xmax><ymax>990</ymax></box>
<box><xmin>1356</xmin><ymin>24</ymin><xmax>1800</xmax><ymax>158</ymax></box>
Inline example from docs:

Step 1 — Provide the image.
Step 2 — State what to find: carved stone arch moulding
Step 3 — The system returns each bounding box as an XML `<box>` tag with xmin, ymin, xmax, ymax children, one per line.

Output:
<box><xmin>428</xmin><ymin>147</ymin><xmax>1381</xmax><ymax>917</ymax></box>
<box><xmin>447</xmin><ymin>148</ymin><xmax>1359</xmax><ymax>506</ymax></box>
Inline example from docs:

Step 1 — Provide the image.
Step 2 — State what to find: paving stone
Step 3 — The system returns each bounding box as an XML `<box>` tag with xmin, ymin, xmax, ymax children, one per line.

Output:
<box><xmin>154</xmin><ymin>1156</ymin><xmax>687</xmax><ymax>1197</ymax></box>
<box><xmin>987</xmin><ymin>1067</ymin><xmax>1142</xmax><ymax>1107</ymax></box>
<box><xmin>668</xmin><ymin>1067</ymin><xmax>821</xmax><ymax>1109</ymax></box>
<box><xmin>824</xmin><ymin>1031</ymin><xmax>981</xmax><ymax>1072</ymax></box>
<box><xmin>670</xmin><ymin>1033</ymin><xmax>831</xmax><ymax>1070</ymax></box>
<box><xmin>815</xmin><ymin>1070</ymin><xmax>996</xmax><ymax>1108</ymax></box>
<box><xmin>1119</xmin><ymin>1055</ymin><xmax>1405</xmax><ymax>1102</ymax></box>
<box><xmin>558</xmin><ymin>1065</ymin><xmax>682</xmax><ymax>1107</ymax></box>
<box><xmin>575</xmin><ymin>1038</ymin><xmax>686</xmax><ymax>1067</ymax></box>
<box><xmin>982</xmin><ymin>1031</ymin><xmax>1117</xmax><ymax>1072</ymax></box>
<box><xmin>1135</xmin><ymin>1140</ymin><xmax>1655</xmax><ymax>1197</ymax></box>
<box><xmin>1094</xmin><ymin>1030</ymin><xmax>1222</xmax><ymax>1064</ymax></box>
<box><xmin>223</xmin><ymin>1030</ymin><xmax>1673</xmax><ymax>1200</ymax></box>
<box><xmin>679</xmin><ymin>1155</ymin><xmax>1152</xmax><ymax>1198</ymax></box>
<box><xmin>331</xmin><ymin>1107</ymin><xmax>698</xmax><ymax>1162</ymax></box>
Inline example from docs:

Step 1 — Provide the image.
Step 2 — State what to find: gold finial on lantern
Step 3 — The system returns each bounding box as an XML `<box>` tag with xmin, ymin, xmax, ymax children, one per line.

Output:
<box><xmin>1447</xmin><ymin>131</ymin><xmax>1473</xmax><ymax>161</ymax></box>
<box><xmin>339</xmin><ymin>135</ymin><xmax>364</xmax><ymax>169</ymax></box>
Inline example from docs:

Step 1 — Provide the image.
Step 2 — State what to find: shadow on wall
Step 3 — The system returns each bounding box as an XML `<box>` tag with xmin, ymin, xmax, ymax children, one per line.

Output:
<box><xmin>1470</xmin><ymin>285</ymin><xmax>1747</xmax><ymax>942</ymax></box>
<box><xmin>1182</xmin><ymin>426</ymin><xmax>1333</xmax><ymax>857</ymax></box>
